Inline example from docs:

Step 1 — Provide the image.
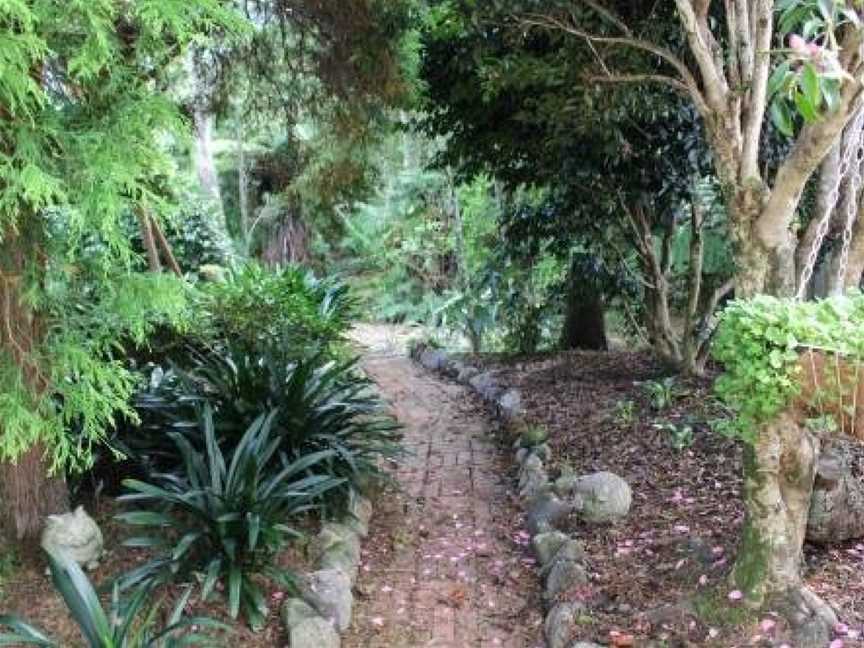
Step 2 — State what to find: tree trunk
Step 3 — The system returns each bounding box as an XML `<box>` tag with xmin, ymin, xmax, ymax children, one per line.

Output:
<box><xmin>840</xmin><ymin>208</ymin><xmax>864</xmax><ymax>290</ymax></box>
<box><xmin>193</xmin><ymin>109</ymin><xmax>222</xmax><ymax>205</ymax></box>
<box><xmin>560</xmin><ymin>262</ymin><xmax>607</xmax><ymax>351</ymax></box>
<box><xmin>732</xmin><ymin>412</ymin><xmax>836</xmax><ymax>644</ymax></box>
<box><xmin>797</xmin><ymin>142</ymin><xmax>842</xmax><ymax>297</ymax></box>
<box><xmin>729</xmin><ymin>188</ymin><xmax>774</xmax><ymax>299</ymax></box>
<box><xmin>237</xmin><ymin>123</ymin><xmax>250</xmax><ymax>247</ymax></box>
<box><xmin>806</xmin><ymin>437</ymin><xmax>864</xmax><ymax>545</ymax></box>
<box><xmin>261</xmin><ymin>212</ymin><xmax>310</xmax><ymax>267</ymax></box>
<box><xmin>150</xmin><ymin>216</ymin><xmax>183</xmax><ymax>277</ymax></box>
<box><xmin>0</xmin><ymin>232</ymin><xmax>68</xmax><ymax>542</ymax></box>
<box><xmin>733</xmin><ymin>413</ymin><xmax>818</xmax><ymax>602</ymax></box>
<box><xmin>135</xmin><ymin>206</ymin><xmax>162</xmax><ymax>272</ymax></box>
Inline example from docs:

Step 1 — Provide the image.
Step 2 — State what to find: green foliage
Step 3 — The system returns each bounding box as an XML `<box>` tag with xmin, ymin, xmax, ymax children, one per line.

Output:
<box><xmin>129</xmin><ymin>347</ymin><xmax>401</xmax><ymax>505</ymax></box>
<box><xmin>712</xmin><ymin>294</ymin><xmax>864</xmax><ymax>442</ymax></box>
<box><xmin>0</xmin><ymin>0</ymin><xmax>245</xmax><ymax>472</ymax></box>
<box><xmin>769</xmin><ymin>0</ymin><xmax>860</xmax><ymax>136</ymax></box>
<box><xmin>653</xmin><ymin>421</ymin><xmax>695</xmax><ymax>451</ymax></box>
<box><xmin>611</xmin><ymin>400</ymin><xmax>636</xmax><ymax>427</ymax></box>
<box><xmin>519</xmin><ymin>425</ymin><xmax>549</xmax><ymax>448</ymax></box>
<box><xmin>194</xmin><ymin>263</ymin><xmax>353</xmax><ymax>358</ymax></box>
<box><xmin>159</xmin><ymin>197</ymin><xmax>235</xmax><ymax>271</ymax></box>
<box><xmin>0</xmin><ymin>0</ymin><xmax>245</xmax><ymax>244</ymax></box>
<box><xmin>641</xmin><ymin>377</ymin><xmax>681</xmax><ymax>412</ymax></box>
<box><xmin>0</xmin><ymin>273</ymin><xmax>191</xmax><ymax>471</ymax></box>
<box><xmin>0</xmin><ymin>550</ymin><xmax>227</xmax><ymax>647</ymax></box>
<box><xmin>117</xmin><ymin>408</ymin><xmax>342</xmax><ymax>628</ymax></box>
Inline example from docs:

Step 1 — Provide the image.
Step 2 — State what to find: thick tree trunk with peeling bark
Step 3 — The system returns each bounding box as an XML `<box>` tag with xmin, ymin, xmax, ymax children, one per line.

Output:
<box><xmin>733</xmin><ymin>413</ymin><xmax>839</xmax><ymax>644</ymax></box>
<box><xmin>733</xmin><ymin>413</ymin><xmax>819</xmax><ymax>601</ymax></box>
<box><xmin>839</xmin><ymin>212</ymin><xmax>864</xmax><ymax>290</ymax></box>
<box><xmin>0</xmin><ymin>230</ymin><xmax>68</xmax><ymax>542</ymax></box>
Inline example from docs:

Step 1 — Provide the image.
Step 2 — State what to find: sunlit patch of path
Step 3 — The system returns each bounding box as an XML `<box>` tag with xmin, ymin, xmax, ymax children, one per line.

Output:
<box><xmin>344</xmin><ymin>325</ymin><xmax>541</xmax><ymax>648</ymax></box>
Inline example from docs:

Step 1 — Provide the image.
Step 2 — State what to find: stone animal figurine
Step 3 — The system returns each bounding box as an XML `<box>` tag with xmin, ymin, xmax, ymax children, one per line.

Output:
<box><xmin>40</xmin><ymin>505</ymin><xmax>104</xmax><ymax>571</ymax></box>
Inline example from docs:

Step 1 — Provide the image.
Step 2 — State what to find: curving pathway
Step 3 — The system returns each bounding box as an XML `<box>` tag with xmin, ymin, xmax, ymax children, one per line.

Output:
<box><xmin>344</xmin><ymin>325</ymin><xmax>541</xmax><ymax>648</ymax></box>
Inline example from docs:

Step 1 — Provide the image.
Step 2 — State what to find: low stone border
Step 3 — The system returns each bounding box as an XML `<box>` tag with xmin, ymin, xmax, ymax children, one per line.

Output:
<box><xmin>280</xmin><ymin>490</ymin><xmax>374</xmax><ymax>647</ymax></box>
<box><xmin>409</xmin><ymin>344</ymin><xmax>613</xmax><ymax>648</ymax></box>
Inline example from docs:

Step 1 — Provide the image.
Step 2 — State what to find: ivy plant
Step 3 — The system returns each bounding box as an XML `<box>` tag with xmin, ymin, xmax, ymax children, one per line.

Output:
<box><xmin>711</xmin><ymin>294</ymin><xmax>864</xmax><ymax>442</ymax></box>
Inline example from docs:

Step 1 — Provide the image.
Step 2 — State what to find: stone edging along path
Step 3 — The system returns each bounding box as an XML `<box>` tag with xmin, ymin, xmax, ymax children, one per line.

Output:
<box><xmin>410</xmin><ymin>344</ymin><xmax>626</xmax><ymax>648</ymax></box>
<box><xmin>279</xmin><ymin>490</ymin><xmax>374</xmax><ymax>647</ymax></box>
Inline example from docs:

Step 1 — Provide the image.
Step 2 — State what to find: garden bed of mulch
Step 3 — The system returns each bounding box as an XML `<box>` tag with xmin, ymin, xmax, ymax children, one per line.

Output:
<box><xmin>0</xmin><ymin>498</ymin><xmax>316</xmax><ymax>647</ymax></box>
<box><xmin>467</xmin><ymin>350</ymin><xmax>864</xmax><ymax>646</ymax></box>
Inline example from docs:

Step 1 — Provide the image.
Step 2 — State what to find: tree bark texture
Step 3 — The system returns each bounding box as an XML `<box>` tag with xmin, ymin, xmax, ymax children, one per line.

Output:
<box><xmin>261</xmin><ymin>212</ymin><xmax>311</xmax><ymax>267</ymax></box>
<box><xmin>135</xmin><ymin>206</ymin><xmax>162</xmax><ymax>273</ymax></box>
<box><xmin>732</xmin><ymin>412</ymin><xmax>819</xmax><ymax>602</ymax></box>
<box><xmin>560</xmin><ymin>276</ymin><xmax>608</xmax><ymax>351</ymax></box>
<box><xmin>0</xmin><ymin>231</ymin><xmax>68</xmax><ymax>542</ymax></box>
<box><xmin>807</xmin><ymin>437</ymin><xmax>864</xmax><ymax>545</ymax></box>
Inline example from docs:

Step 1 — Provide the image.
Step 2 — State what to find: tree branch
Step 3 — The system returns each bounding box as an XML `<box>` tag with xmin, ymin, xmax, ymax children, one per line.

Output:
<box><xmin>520</xmin><ymin>12</ymin><xmax>710</xmax><ymax>115</ymax></box>
<box><xmin>673</xmin><ymin>0</ymin><xmax>729</xmax><ymax>111</ymax></box>
<box><xmin>740</xmin><ymin>1</ymin><xmax>773</xmax><ymax>180</ymax></box>
<box><xmin>585</xmin><ymin>73</ymin><xmax>690</xmax><ymax>95</ymax></box>
<box><xmin>757</xmin><ymin>73</ymin><xmax>864</xmax><ymax>250</ymax></box>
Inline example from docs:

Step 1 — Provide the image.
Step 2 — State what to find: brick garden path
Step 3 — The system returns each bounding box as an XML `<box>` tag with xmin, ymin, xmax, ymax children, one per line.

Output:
<box><xmin>344</xmin><ymin>325</ymin><xmax>541</xmax><ymax>648</ymax></box>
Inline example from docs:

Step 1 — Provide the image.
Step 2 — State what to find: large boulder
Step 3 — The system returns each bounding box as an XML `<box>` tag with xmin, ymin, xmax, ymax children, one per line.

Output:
<box><xmin>807</xmin><ymin>439</ymin><xmax>864</xmax><ymax>544</ymax></box>
<box><xmin>564</xmin><ymin>471</ymin><xmax>632</xmax><ymax>524</ymax></box>
<box><xmin>532</xmin><ymin>531</ymin><xmax>570</xmax><ymax>565</ymax></box>
<box><xmin>525</xmin><ymin>491</ymin><xmax>573</xmax><ymax>535</ymax></box>
<box><xmin>281</xmin><ymin>598</ymin><xmax>319</xmax><ymax>629</ymax></box>
<box><xmin>299</xmin><ymin>569</ymin><xmax>353</xmax><ymax>631</ymax></box>
<box><xmin>519</xmin><ymin>455</ymin><xmax>550</xmax><ymax>499</ymax></box>
<box><xmin>289</xmin><ymin>617</ymin><xmax>340</xmax><ymax>648</ymax></box>
<box><xmin>419</xmin><ymin>348</ymin><xmax>448</xmax><ymax>372</ymax></box>
<box><xmin>316</xmin><ymin>523</ymin><xmax>362</xmax><ymax>584</ymax></box>
<box><xmin>544</xmin><ymin>558</ymin><xmax>588</xmax><ymax>602</ymax></box>
<box><xmin>345</xmin><ymin>492</ymin><xmax>373</xmax><ymax>538</ymax></box>
<box><xmin>469</xmin><ymin>372</ymin><xmax>503</xmax><ymax>401</ymax></box>
<box><xmin>457</xmin><ymin>366</ymin><xmax>480</xmax><ymax>384</ymax></box>
<box><xmin>544</xmin><ymin>601</ymin><xmax>585</xmax><ymax>648</ymax></box>
<box><xmin>498</xmin><ymin>389</ymin><xmax>524</xmax><ymax>420</ymax></box>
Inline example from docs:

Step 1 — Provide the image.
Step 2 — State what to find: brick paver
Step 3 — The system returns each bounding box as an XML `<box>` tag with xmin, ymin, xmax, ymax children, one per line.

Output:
<box><xmin>343</xmin><ymin>329</ymin><xmax>541</xmax><ymax>648</ymax></box>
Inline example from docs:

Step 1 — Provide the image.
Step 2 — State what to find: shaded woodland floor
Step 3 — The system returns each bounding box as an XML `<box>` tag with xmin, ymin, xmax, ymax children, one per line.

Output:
<box><xmin>472</xmin><ymin>350</ymin><xmax>864</xmax><ymax>646</ymax></box>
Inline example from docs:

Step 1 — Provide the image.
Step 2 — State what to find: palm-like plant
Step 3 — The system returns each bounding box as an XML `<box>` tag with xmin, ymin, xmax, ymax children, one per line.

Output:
<box><xmin>116</xmin><ymin>406</ymin><xmax>343</xmax><ymax>628</ymax></box>
<box><xmin>129</xmin><ymin>347</ymin><xmax>401</xmax><ymax>503</ymax></box>
<box><xmin>0</xmin><ymin>551</ymin><xmax>226</xmax><ymax>647</ymax></box>
<box><xmin>193</xmin><ymin>350</ymin><xmax>402</xmax><ymax>499</ymax></box>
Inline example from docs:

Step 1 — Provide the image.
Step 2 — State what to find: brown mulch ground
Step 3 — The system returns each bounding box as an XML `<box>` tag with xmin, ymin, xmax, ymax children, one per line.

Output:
<box><xmin>0</xmin><ymin>498</ymin><xmax>314</xmax><ymax>646</ymax></box>
<box><xmin>470</xmin><ymin>350</ymin><xmax>864</xmax><ymax>647</ymax></box>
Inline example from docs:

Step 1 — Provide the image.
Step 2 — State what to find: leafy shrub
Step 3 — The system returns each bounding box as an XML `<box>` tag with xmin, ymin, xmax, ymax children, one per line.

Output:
<box><xmin>128</xmin><ymin>348</ymin><xmax>401</xmax><ymax>503</ymax></box>
<box><xmin>117</xmin><ymin>407</ymin><xmax>343</xmax><ymax>628</ymax></box>
<box><xmin>0</xmin><ymin>271</ymin><xmax>192</xmax><ymax>473</ymax></box>
<box><xmin>712</xmin><ymin>295</ymin><xmax>864</xmax><ymax>442</ymax></box>
<box><xmin>0</xmin><ymin>551</ymin><xmax>226</xmax><ymax>647</ymax></box>
<box><xmin>194</xmin><ymin>263</ymin><xmax>354</xmax><ymax>358</ymax></box>
<box><xmin>160</xmin><ymin>196</ymin><xmax>235</xmax><ymax>271</ymax></box>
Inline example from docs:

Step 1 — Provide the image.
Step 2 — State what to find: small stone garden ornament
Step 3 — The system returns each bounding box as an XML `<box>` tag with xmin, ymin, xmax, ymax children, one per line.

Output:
<box><xmin>40</xmin><ymin>505</ymin><xmax>104</xmax><ymax>571</ymax></box>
